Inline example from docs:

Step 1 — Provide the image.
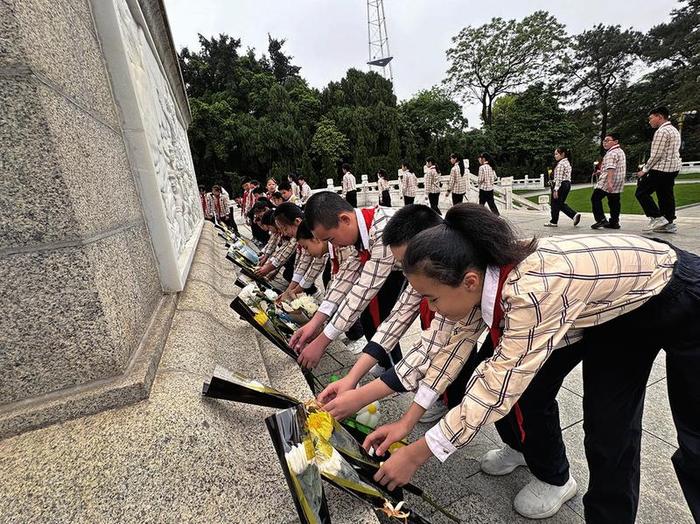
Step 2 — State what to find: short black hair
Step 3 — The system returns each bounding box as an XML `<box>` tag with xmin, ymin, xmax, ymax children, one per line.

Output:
<box><xmin>425</xmin><ymin>156</ymin><xmax>435</xmax><ymax>164</ymax></box>
<box><xmin>383</xmin><ymin>204</ymin><xmax>443</xmax><ymax>247</ymax></box>
<box><xmin>252</xmin><ymin>186</ymin><xmax>265</xmax><ymax>195</ymax></box>
<box><xmin>271</xmin><ymin>191</ymin><xmax>283</xmax><ymax>199</ymax></box>
<box><xmin>295</xmin><ymin>220</ymin><xmax>314</xmax><ymax>240</ymax></box>
<box><xmin>261</xmin><ymin>210</ymin><xmax>276</xmax><ymax>226</ymax></box>
<box><xmin>252</xmin><ymin>199</ymin><xmax>272</xmax><ymax>213</ymax></box>
<box><xmin>250</xmin><ymin>179</ymin><xmax>260</xmax><ymax>187</ymax></box>
<box><xmin>278</xmin><ymin>180</ymin><xmax>292</xmax><ymax>192</ymax></box>
<box><xmin>649</xmin><ymin>106</ymin><xmax>670</xmax><ymax>119</ymax></box>
<box><xmin>606</xmin><ymin>133</ymin><xmax>620</xmax><ymax>142</ymax></box>
<box><xmin>274</xmin><ymin>201</ymin><xmax>305</xmax><ymax>225</ymax></box>
<box><xmin>198</xmin><ymin>184</ymin><xmax>205</xmax><ymax>192</ymax></box>
<box><xmin>298</xmin><ymin>174</ymin><xmax>306</xmax><ymax>181</ymax></box>
<box><xmin>341</xmin><ymin>163</ymin><xmax>351</xmax><ymax>172</ymax></box>
<box><xmin>304</xmin><ymin>191</ymin><xmax>353</xmax><ymax>229</ymax></box>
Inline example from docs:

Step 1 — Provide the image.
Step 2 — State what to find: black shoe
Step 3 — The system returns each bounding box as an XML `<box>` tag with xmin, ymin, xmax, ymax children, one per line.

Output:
<box><xmin>591</xmin><ymin>219</ymin><xmax>608</xmax><ymax>230</ymax></box>
<box><xmin>603</xmin><ymin>222</ymin><xmax>621</xmax><ymax>229</ymax></box>
<box><xmin>573</xmin><ymin>213</ymin><xmax>581</xmax><ymax>226</ymax></box>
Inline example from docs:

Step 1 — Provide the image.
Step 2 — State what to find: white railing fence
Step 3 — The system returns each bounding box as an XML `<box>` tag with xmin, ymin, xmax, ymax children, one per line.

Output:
<box><xmin>311</xmin><ymin>173</ymin><xmax>544</xmax><ymax>211</ymax></box>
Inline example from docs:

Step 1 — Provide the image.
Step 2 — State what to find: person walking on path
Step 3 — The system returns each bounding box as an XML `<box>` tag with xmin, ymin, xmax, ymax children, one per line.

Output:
<box><xmin>424</xmin><ymin>157</ymin><xmax>442</xmax><ymax>214</ymax></box>
<box><xmin>545</xmin><ymin>148</ymin><xmax>581</xmax><ymax>227</ymax></box>
<box><xmin>377</xmin><ymin>169</ymin><xmax>392</xmax><ymax>207</ymax></box>
<box><xmin>446</xmin><ymin>153</ymin><xmax>468</xmax><ymax>205</ymax></box>
<box><xmin>591</xmin><ymin>134</ymin><xmax>626</xmax><ymax>230</ymax></box>
<box><xmin>636</xmin><ymin>106</ymin><xmax>682</xmax><ymax>234</ymax></box>
<box><xmin>400</xmin><ymin>161</ymin><xmax>418</xmax><ymax>205</ymax></box>
<box><xmin>477</xmin><ymin>153</ymin><xmax>500</xmax><ymax>215</ymax></box>
<box><xmin>341</xmin><ymin>163</ymin><xmax>357</xmax><ymax>207</ymax></box>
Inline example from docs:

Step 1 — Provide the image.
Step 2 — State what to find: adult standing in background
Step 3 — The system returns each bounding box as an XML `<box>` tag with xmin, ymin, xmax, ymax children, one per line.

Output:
<box><xmin>424</xmin><ymin>157</ymin><xmax>442</xmax><ymax>214</ymax></box>
<box><xmin>400</xmin><ymin>161</ymin><xmax>418</xmax><ymax>205</ymax></box>
<box><xmin>377</xmin><ymin>169</ymin><xmax>392</xmax><ymax>207</ymax></box>
<box><xmin>477</xmin><ymin>153</ymin><xmax>500</xmax><ymax>215</ymax></box>
<box><xmin>545</xmin><ymin>148</ymin><xmax>582</xmax><ymax>227</ymax></box>
<box><xmin>591</xmin><ymin>134</ymin><xmax>626</xmax><ymax>230</ymax></box>
<box><xmin>298</xmin><ymin>174</ymin><xmax>312</xmax><ymax>206</ymax></box>
<box><xmin>446</xmin><ymin>153</ymin><xmax>468</xmax><ymax>205</ymax></box>
<box><xmin>342</xmin><ymin>163</ymin><xmax>357</xmax><ymax>207</ymax></box>
<box><xmin>636</xmin><ymin>107</ymin><xmax>682</xmax><ymax>234</ymax></box>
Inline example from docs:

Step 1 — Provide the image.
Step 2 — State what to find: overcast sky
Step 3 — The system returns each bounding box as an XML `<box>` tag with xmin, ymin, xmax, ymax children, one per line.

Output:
<box><xmin>163</xmin><ymin>0</ymin><xmax>679</xmax><ymax>127</ymax></box>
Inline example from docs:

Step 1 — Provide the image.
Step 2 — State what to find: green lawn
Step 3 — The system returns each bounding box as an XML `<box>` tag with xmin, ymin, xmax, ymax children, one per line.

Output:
<box><xmin>528</xmin><ymin>182</ymin><xmax>700</xmax><ymax>214</ymax></box>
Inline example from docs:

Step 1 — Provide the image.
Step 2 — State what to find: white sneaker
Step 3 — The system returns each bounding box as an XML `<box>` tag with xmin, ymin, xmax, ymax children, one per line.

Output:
<box><xmin>543</xmin><ymin>222</ymin><xmax>558</xmax><ymax>227</ymax></box>
<box><xmin>419</xmin><ymin>402</ymin><xmax>448</xmax><ymax>423</ymax></box>
<box><xmin>514</xmin><ymin>475</ymin><xmax>578</xmax><ymax>519</ymax></box>
<box><xmin>654</xmin><ymin>220</ymin><xmax>676</xmax><ymax>233</ymax></box>
<box><xmin>645</xmin><ymin>216</ymin><xmax>669</xmax><ymax>232</ymax></box>
<box><xmin>368</xmin><ymin>363</ymin><xmax>388</xmax><ymax>379</ymax></box>
<box><xmin>479</xmin><ymin>445</ymin><xmax>527</xmax><ymax>476</ymax></box>
<box><xmin>345</xmin><ymin>339</ymin><xmax>365</xmax><ymax>355</ymax></box>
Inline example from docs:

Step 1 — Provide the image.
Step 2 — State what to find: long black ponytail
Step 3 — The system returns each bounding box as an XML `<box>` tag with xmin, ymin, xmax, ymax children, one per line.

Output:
<box><xmin>403</xmin><ymin>203</ymin><xmax>536</xmax><ymax>286</ymax></box>
<box><xmin>450</xmin><ymin>153</ymin><xmax>465</xmax><ymax>176</ymax></box>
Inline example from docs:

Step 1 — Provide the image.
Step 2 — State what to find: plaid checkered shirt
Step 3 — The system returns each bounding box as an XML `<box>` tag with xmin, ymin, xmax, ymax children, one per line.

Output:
<box><xmin>320</xmin><ymin>208</ymin><xmax>401</xmax><ymax>340</ymax></box>
<box><xmin>378</xmin><ymin>177</ymin><xmax>390</xmax><ymax>193</ymax></box>
<box><xmin>643</xmin><ymin>122</ymin><xmax>682</xmax><ymax>173</ymax></box>
<box><xmin>478</xmin><ymin>164</ymin><xmax>497</xmax><ymax>191</ymax></box>
<box><xmin>270</xmin><ymin>237</ymin><xmax>297</xmax><ymax>268</ymax></box>
<box><xmin>424</xmin><ymin>166</ymin><xmax>441</xmax><ymax>193</ymax></box>
<box><xmin>292</xmin><ymin>248</ymin><xmax>328</xmax><ymax>289</ymax></box>
<box><xmin>299</xmin><ymin>182</ymin><xmax>312</xmax><ymax>204</ymax></box>
<box><xmin>596</xmin><ymin>145</ymin><xmax>627</xmax><ymax>193</ymax></box>
<box><xmin>342</xmin><ymin>172</ymin><xmax>357</xmax><ymax>196</ymax></box>
<box><xmin>261</xmin><ymin>232</ymin><xmax>281</xmax><ymax>259</ymax></box>
<box><xmin>418</xmin><ymin>234</ymin><xmax>676</xmax><ymax>461</ymax></box>
<box><xmin>448</xmin><ymin>164</ymin><xmax>468</xmax><ymax>194</ymax></box>
<box><xmin>552</xmin><ymin>158</ymin><xmax>572</xmax><ymax>191</ymax></box>
<box><xmin>401</xmin><ymin>171</ymin><xmax>418</xmax><ymax>197</ymax></box>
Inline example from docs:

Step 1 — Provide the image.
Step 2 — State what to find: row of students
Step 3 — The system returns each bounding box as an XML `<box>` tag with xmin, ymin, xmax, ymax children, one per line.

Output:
<box><xmin>313</xmin><ymin>202</ymin><xmax>699</xmax><ymax>523</ymax></box>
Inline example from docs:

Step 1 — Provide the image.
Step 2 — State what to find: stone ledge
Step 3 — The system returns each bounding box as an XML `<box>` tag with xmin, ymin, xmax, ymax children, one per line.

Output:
<box><xmin>0</xmin><ymin>292</ymin><xmax>177</xmax><ymax>439</ymax></box>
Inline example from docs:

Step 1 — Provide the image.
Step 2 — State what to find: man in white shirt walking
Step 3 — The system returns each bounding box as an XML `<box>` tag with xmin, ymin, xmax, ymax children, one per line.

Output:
<box><xmin>341</xmin><ymin>163</ymin><xmax>357</xmax><ymax>208</ymax></box>
<box><xmin>635</xmin><ymin>107</ymin><xmax>682</xmax><ymax>234</ymax></box>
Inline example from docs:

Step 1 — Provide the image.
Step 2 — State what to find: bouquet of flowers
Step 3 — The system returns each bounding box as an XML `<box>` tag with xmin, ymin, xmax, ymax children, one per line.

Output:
<box><xmin>279</xmin><ymin>293</ymin><xmax>319</xmax><ymax>325</ymax></box>
<box><xmin>267</xmin><ymin>404</ymin><xmax>434</xmax><ymax>524</ymax></box>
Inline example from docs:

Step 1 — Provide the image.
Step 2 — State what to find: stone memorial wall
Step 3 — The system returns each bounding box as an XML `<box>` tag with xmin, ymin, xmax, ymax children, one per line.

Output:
<box><xmin>0</xmin><ymin>0</ymin><xmax>201</xmax><ymax>437</ymax></box>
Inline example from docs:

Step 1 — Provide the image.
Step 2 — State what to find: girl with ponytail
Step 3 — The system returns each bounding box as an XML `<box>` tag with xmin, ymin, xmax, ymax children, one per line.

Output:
<box><xmin>545</xmin><ymin>147</ymin><xmax>581</xmax><ymax>227</ymax></box>
<box><xmin>366</xmin><ymin>203</ymin><xmax>700</xmax><ymax>523</ymax></box>
<box><xmin>446</xmin><ymin>153</ymin><xmax>468</xmax><ymax>205</ymax></box>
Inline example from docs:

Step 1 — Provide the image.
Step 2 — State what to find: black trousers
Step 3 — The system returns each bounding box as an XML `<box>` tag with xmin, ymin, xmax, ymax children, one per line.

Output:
<box><xmin>591</xmin><ymin>188</ymin><xmax>621</xmax><ymax>225</ymax></box>
<box><xmin>579</xmin><ymin>247</ymin><xmax>700</xmax><ymax>524</ymax></box>
<box><xmin>428</xmin><ymin>192</ymin><xmax>441</xmax><ymax>214</ymax></box>
<box><xmin>251</xmin><ymin>222</ymin><xmax>270</xmax><ymax>245</ymax></box>
<box><xmin>478</xmin><ymin>189</ymin><xmax>500</xmax><ymax>215</ymax></box>
<box><xmin>282</xmin><ymin>251</ymin><xmax>296</xmax><ymax>283</ymax></box>
<box><xmin>403</xmin><ymin>196</ymin><xmax>415</xmax><ymax>206</ymax></box>
<box><xmin>346</xmin><ymin>190</ymin><xmax>357</xmax><ymax>208</ymax></box>
<box><xmin>635</xmin><ymin>170</ymin><xmax>678</xmax><ymax>223</ymax></box>
<box><xmin>380</xmin><ymin>190</ymin><xmax>391</xmax><ymax>207</ymax></box>
<box><xmin>359</xmin><ymin>271</ymin><xmax>405</xmax><ymax>369</ymax></box>
<box><xmin>551</xmin><ymin>180</ymin><xmax>578</xmax><ymax>224</ymax></box>
<box><xmin>451</xmin><ymin>193</ymin><xmax>465</xmax><ymax>205</ymax></box>
<box><xmin>445</xmin><ymin>335</ymin><xmax>581</xmax><ymax>486</ymax></box>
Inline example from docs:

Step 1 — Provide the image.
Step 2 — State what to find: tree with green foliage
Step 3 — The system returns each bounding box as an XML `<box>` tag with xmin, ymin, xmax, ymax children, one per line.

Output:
<box><xmin>445</xmin><ymin>11</ymin><xmax>568</xmax><ymax>127</ymax></box>
<box><xmin>310</xmin><ymin>117</ymin><xmax>350</xmax><ymax>182</ymax></box>
<box><xmin>560</xmin><ymin>25</ymin><xmax>642</xmax><ymax>151</ymax></box>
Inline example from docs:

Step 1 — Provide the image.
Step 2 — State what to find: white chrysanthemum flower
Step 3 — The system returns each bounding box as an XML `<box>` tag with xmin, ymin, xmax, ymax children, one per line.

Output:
<box><xmin>316</xmin><ymin>447</ymin><xmax>343</xmax><ymax>476</ymax></box>
<box><xmin>285</xmin><ymin>443</ymin><xmax>309</xmax><ymax>476</ymax></box>
<box><xmin>264</xmin><ymin>289</ymin><xmax>279</xmax><ymax>302</ymax></box>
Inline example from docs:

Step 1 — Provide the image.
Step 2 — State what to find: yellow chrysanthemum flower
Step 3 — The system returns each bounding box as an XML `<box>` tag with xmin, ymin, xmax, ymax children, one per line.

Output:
<box><xmin>307</xmin><ymin>411</ymin><xmax>333</xmax><ymax>441</ymax></box>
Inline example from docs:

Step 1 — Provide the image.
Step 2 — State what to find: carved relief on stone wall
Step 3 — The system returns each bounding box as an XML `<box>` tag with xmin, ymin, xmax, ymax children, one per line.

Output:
<box><xmin>115</xmin><ymin>0</ymin><xmax>202</xmax><ymax>260</ymax></box>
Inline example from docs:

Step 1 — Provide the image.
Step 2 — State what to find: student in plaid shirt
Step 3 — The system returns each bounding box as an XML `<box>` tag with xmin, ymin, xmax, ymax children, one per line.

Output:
<box><xmin>545</xmin><ymin>147</ymin><xmax>581</xmax><ymax>227</ymax></box>
<box><xmin>424</xmin><ymin>157</ymin><xmax>442</xmax><ymax>214</ymax></box>
<box><xmin>364</xmin><ymin>203</ymin><xmax>700</xmax><ymax>524</ymax></box>
<box><xmin>298</xmin><ymin>175</ymin><xmax>313</xmax><ymax>206</ymax></box>
<box><xmin>400</xmin><ymin>161</ymin><xmax>418</xmax><ymax>205</ymax></box>
<box><xmin>636</xmin><ymin>107</ymin><xmax>682</xmax><ymax>234</ymax></box>
<box><xmin>254</xmin><ymin>210</ymin><xmax>297</xmax><ymax>283</ymax></box>
<box><xmin>446</xmin><ymin>153</ymin><xmax>468</xmax><ymax>204</ymax></box>
<box><xmin>290</xmin><ymin>192</ymin><xmax>405</xmax><ymax>371</ymax></box>
<box><xmin>591</xmin><ymin>133</ymin><xmax>626</xmax><ymax>230</ymax></box>
<box><xmin>477</xmin><ymin>153</ymin><xmax>499</xmax><ymax>215</ymax></box>
<box><xmin>377</xmin><ymin>169</ymin><xmax>392</xmax><ymax>207</ymax></box>
<box><xmin>341</xmin><ymin>163</ymin><xmax>357</xmax><ymax>207</ymax></box>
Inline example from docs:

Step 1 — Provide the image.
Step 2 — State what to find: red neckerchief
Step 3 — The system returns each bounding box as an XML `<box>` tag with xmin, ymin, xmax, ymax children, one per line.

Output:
<box><xmin>419</xmin><ymin>299</ymin><xmax>435</xmax><ymax>331</ymax></box>
<box><xmin>330</xmin><ymin>243</ymin><xmax>340</xmax><ymax>274</ymax></box>
<box><xmin>488</xmin><ymin>263</ymin><xmax>526</xmax><ymax>443</ymax></box>
<box><xmin>214</xmin><ymin>196</ymin><xmax>222</xmax><ymax>217</ymax></box>
<box><xmin>358</xmin><ymin>207</ymin><xmax>377</xmax><ymax>264</ymax></box>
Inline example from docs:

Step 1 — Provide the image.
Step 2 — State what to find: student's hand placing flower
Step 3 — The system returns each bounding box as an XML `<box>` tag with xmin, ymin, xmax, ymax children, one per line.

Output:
<box><xmin>297</xmin><ymin>335</ymin><xmax>329</xmax><ymax>369</ymax></box>
<box><xmin>254</xmin><ymin>262</ymin><xmax>274</xmax><ymax>277</ymax></box>
<box><xmin>317</xmin><ymin>375</ymin><xmax>356</xmax><ymax>405</ymax></box>
<box><xmin>290</xmin><ymin>319</ymin><xmax>322</xmax><ymax>352</ymax></box>
<box><xmin>363</xmin><ymin>419</ymin><xmax>412</xmax><ymax>456</ymax></box>
<box><xmin>373</xmin><ymin>438</ymin><xmax>433</xmax><ymax>491</ymax></box>
<box><xmin>322</xmin><ymin>388</ymin><xmax>366</xmax><ymax>421</ymax></box>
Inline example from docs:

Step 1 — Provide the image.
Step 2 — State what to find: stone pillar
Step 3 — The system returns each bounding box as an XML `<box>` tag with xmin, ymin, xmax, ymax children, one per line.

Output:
<box><xmin>0</xmin><ymin>0</ymin><xmax>201</xmax><ymax>438</ymax></box>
